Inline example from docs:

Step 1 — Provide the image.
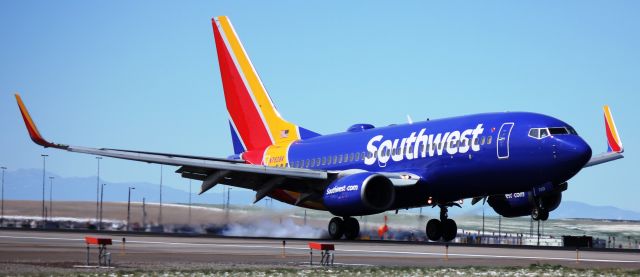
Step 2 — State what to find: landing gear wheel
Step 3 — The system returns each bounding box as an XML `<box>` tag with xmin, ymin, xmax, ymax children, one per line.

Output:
<box><xmin>328</xmin><ymin>217</ymin><xmax>344</xmax><ymax>239</ymax></box>
<box><xmin>441</xmin><ymin>219</ymin><xmax>458</xmax><ymax>242</ymax></box>
<box><xmin>426</xmin><ymin>219</ymin><xmax>442</xmax><ymax>241</ymax></box>
<box><xmin>531</xmin><ymin>208</ymin><xmax>541</xmax><ymax>221</ymax></box>
<box><xmin>531</xmin><ymin>208</ymin><xmax>549</xmax><ymax>221</ymax></box>
<box><xmin>343</xmin><ymin>217</ymin><xmax>360</xmax><ymax>240</ymax></box>
<box><xmin>539</xmin><ymin>209</ymin><xmax>549</xmax><ymax>221</ymax></box>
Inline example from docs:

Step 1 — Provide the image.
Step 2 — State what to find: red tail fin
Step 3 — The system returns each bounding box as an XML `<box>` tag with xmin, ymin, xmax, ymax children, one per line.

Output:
<box><xmin>211</xmin><ymin>16</ymin><xmax>319</xmax><ymax>152</ymax></box>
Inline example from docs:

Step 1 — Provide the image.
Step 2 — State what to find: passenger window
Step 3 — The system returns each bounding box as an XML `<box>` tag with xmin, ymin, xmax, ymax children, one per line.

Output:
<box><xmin>321</xmin><ymin>157</ymin><xmax>326</xmax><ymax>165</ymax></box>
<box><xmin>480</xmin><ymin>136</ymin><xmax>486</xmax><ymax>145</ymax></box>
<box><xmin>473</xmin><ymin>137</ymin><xmax>479</xmax><ymax>145</ymax></box>
<box><xmin>540</xmin><ymin>128</ymin><xmax>550</xmax><ymax>138</ymax></box>
<box><xmin>310</xmin><ymin>159</ymin><xmax>315</xmax><ymax>167</ymax></box>
<box><xmin>348</xmin><ymin>153</ymin><xmax>353</xmax><ymax>162</ymax></box>
<box><xmin>316</xmin><ymin>158</ymin><xmax>321</xmax><ymax>166</ymax></box>
<box><xmin>487</xmin><ymin>136</ymin><xmax>492</xmax><ymax>144</ymax></box>
<box><xmin>355</xmin><ymin>152</ymin><xmax>360</xmax><ymax>161</ymax></box>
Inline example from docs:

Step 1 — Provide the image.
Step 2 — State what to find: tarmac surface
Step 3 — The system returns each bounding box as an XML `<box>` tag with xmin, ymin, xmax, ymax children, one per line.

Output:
<box><xmin>1</xmin><ymin>229</ymin><xmax>639</xmax><ymax>273</ymax></box>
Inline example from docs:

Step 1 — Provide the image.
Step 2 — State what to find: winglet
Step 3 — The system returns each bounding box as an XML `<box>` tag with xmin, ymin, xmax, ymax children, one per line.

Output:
<box><xmin>14</xmin><ymin>94</ymin><xmax>67</xmax><ymax>149</ymax></box>
<box><xmin>603</xmin><ymin>105</ymin><xmax>623</xmax><ymax>153</ymax></box>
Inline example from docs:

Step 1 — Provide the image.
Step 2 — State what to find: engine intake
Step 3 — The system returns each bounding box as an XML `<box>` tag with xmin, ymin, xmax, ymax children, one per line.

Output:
<box><xmin>488</xmin><ymin>191</ymin><xmax>562</xmax><ymax>218</ymax></box>
<box><xmin>323</xmin><ymin>172</ymin><xmax>395</xmax><ymax>216</ymax></box>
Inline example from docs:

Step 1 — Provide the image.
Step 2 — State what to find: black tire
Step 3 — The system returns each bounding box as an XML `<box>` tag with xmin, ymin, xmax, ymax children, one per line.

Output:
<box><xmin>328</xmin><ymin>217</ymin><xmax>344</xmax><ymax>240</ymax></box>
<box><xmin>531</xmin><ymin>208</ymin><xmax>541</xmax><ymax>221</ymax></box>
<box><xmin>426</xmin><ymin>219</ymin><xmax>442</xmax><ymax>241</ymax></box>
<box><xmin>539</xmin><ymin>209</ymin><xmax>549</xmax><ymax>221</ymax></box>
<box><xmin>442</xmin><ymin>219</ymin><xmax>458</xmax><ymax>242</ymax></box>
<box><xmin>343</xmin><ymin>217</ymin><xmax>360</xmax><ymax>240</ymax></box>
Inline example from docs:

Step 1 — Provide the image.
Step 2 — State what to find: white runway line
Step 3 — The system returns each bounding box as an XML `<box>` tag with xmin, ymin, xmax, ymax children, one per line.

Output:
<box><xmin>1</xmin><ymin>234</ymin><xmax>638</xmax><ymax>264</ymax></box>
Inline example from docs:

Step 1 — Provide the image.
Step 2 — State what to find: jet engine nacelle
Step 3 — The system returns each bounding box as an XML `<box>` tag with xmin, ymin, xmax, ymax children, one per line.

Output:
<box><xmin>487</xmin><ymin>190</ymin><xmax>562</xmax><ymax>218</ymax></box>
<box><xmin>323</xmin><ymin>172</ymin><xmax>395</xmax><ymax>216</ymax></box>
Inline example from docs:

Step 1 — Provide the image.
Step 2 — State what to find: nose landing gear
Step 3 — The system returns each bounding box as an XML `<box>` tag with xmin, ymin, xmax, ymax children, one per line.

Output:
<box><xmin>328</xmin><ymin>216</ymin><xmax>360</xmax><ymax>240</ymax></box>
<box><xmin>426</xmin><ymin>204</ymin><xmax>459</xmax><ymax>242</ymax></box>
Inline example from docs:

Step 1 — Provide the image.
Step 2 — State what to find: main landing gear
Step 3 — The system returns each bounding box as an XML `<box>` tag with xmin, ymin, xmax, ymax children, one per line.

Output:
<box><xmin>328</xmin><ymin>217</ymin><xmax>360</xmax><ymax>240</ymax></box>
<box><xmin>531</xmin><ymin>199</ymin><xmax>549</xmax><ymax>221</ymax></box>
<box><xmin>426</xmin><ymin>205</ymin><xmax>458</xmax><ymax>242</ymax></box>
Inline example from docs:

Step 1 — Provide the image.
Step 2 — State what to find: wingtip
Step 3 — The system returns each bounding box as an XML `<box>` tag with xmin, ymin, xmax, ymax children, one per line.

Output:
<box><xmin>603</xmin><ymin>105</ymin><xmax>623</xmax><ymax>153</ymax></box>
<box><xmin>14</xmin><ymin>95</ymin><xmax>62</xmax><ymax>149</ymax></box>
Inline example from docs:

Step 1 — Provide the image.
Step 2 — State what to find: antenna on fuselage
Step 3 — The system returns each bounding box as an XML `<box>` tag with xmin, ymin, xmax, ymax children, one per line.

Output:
<box><xmin>406</xmin><ymin>115</ymin><xmax>413</xmax><ymax>124</ymax></box>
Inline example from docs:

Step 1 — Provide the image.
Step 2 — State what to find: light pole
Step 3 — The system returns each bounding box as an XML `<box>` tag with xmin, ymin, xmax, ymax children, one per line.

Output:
<box><xmin>127</xmin><ymin>186</ymin><xmax>135</xmax><ymax>231</ymax></box>
<box><xmin>41</xmin><ymin>154</ymin><xmax>48</xmax><ymax>226</ymax></box>
<box><xmin>188</xmin><ymin>180</ymin><xmax>192</xmax><ymax>225</ymax></box>
<box><xmin>95</xmin><ymin>157</ymin><xmax>102</xmax><ymax>224</ymax></box>
<box><xmin>99</xmin><ymin>183</ymin><xmax>106</xmax><ymax>230</ymax></box>
<box><xmin>142</xmin><ymin>197</ymin><xmax>147</xmax><ymax>227</ymax></box>
<box><xmin>159</xmin><ymin>165</ymin><xmax>163</xmax><ymax>225</ymax></box>
<box><xmin>498</xmin><ymin>215</ymin><xmax>502</xmax><ymax>244</ymax></box>
<box><xmin>49</xmin><ymin>176</ymin><xmax>54</xmax><ymax>220</ymax></box>
<box><xmin>482</xmin><ymin>204</ymin><xmax>485</xmax><ymax>243</ymax></box>
<box><xmin>222</xmin><ymin>186</ymin><xmax>226</xmax><ymax>209</ymax></box>
<box><xmin>1</xmin><ymin>166</ymin><xmax>6</xmax><ymax>225</ymax></box>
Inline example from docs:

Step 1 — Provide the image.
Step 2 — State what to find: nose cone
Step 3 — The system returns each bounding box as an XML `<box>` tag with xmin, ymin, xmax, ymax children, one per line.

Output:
<box><xmin>557</xmin><ymin>136</ymin><xmax>592</xmax><ymax>169</ymax></box>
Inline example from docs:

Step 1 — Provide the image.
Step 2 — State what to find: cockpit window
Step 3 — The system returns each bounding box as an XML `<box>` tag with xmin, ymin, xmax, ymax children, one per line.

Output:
<box><xmin>549</xmin><ymin>127</ymin><xmax>569</xmax><ymax>135</ymax></box>
<box><xmin>529</xmin><ymin>127</ymin><xmax>550</xmax><ymax>139</ymax></box>
<box><xmin>529</xmin><ymin>126</ymin><xmax>575</xmax><ymax>139</ymax></box>
<box><xmin>539</xmin><ymin>128</ymin><xmax>550</xmax><ymax>138</ymax></box>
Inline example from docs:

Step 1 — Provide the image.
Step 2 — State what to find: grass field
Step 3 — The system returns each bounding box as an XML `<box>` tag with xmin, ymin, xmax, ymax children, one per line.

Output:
<box><xmin>8</xmin><ymin>264</ymin><xmax>636</xmax><ymax>277</ymax></box>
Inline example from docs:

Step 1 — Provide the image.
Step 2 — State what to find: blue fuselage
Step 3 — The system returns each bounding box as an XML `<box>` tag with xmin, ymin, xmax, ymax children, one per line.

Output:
<box><xmin>287</xmin><ymin>112</ymin><xmax>592</xmax><ymax>209</ymax></box>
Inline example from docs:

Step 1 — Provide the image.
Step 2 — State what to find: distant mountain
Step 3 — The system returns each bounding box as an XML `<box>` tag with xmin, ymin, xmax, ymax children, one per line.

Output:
<box><xmin>462</xmin><ymin>200</ymin><xmax>640</xmax><ymax>221</ymax></box>
<box><xmin>4</xmin><ymin>169</ymin><xmax>640</xmax><ymax>220</ymax></box>
<box><xmin>551</xmin><ymin>201</ymin><xmax>640</xmax><ymax>220</ymax></box>
<box><xmin>1</xmin><ymin>168</ymin><xmax>264</xmax><ymax>206</ymax></box>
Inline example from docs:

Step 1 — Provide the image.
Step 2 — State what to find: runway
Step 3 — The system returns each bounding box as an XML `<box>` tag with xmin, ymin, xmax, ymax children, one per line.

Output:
<box><xmin>1</xmin><ymin>229</ymin><xmax>639</xmax><ymax>273</ymax></box>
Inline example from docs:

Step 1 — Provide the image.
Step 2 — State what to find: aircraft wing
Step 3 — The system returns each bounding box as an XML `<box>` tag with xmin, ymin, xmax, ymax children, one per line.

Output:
<box><xmin>584</xmin><ymin>105</ymin><xmax>624</xmax><ymax>168</ymax></box>
<box><xmin>16</xmin><ymin>94</ymin><xmax>330</xmax><ymax>200</ymax></box>
<box><xmin>15</xmin><ymin>94</ymin><xmax>419</xmax><ymax>205</ymax></box>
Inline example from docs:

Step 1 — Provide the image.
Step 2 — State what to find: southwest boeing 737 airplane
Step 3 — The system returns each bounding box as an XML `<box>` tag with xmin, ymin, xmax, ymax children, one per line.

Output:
<box><xmin>15</xmin><ymin>16</ymin><xmax>625</xmax><ymax>241</ymax></box>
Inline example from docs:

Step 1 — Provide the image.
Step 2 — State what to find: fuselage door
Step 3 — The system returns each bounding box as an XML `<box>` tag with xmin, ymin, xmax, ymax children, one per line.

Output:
<box><xmin>497</xmin><ymin>122</ymin><xmax>515</xmax><ymax>159</ymax></box>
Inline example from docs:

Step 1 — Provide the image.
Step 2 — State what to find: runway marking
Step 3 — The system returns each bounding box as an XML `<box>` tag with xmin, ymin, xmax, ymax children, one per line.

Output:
<box><xmin>1</xmin><ymin>234</ymin><xmax>638</xmax><ymax>264</ymax></box>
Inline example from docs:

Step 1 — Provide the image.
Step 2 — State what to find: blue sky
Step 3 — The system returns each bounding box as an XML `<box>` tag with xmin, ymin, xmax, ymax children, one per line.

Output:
<box><xmin>1</xmin><ymin>1</ymin><xmax>638</xmax><ymax>211</ymax></box>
